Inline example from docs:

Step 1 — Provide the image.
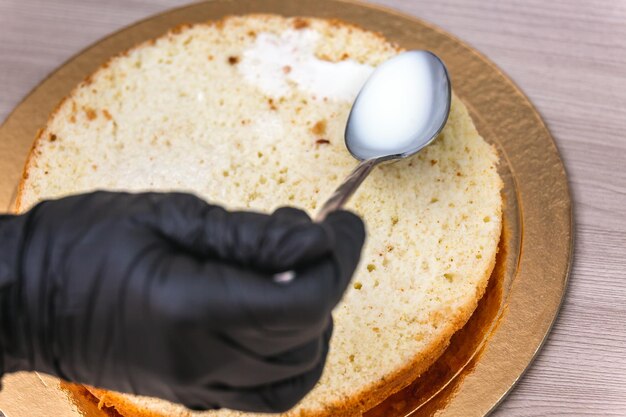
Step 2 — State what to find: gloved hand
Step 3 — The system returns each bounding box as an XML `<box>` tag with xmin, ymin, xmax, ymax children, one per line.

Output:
<box><xmin>0</xmin><ymin>191</ymin><xmax>365</xmax><ymax>412</ymax></box>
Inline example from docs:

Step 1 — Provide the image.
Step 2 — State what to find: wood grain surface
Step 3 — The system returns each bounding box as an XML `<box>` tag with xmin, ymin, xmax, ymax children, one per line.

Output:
<box><xmin>1</xmin><ymin>0</ymin><xmax>625</xmax><ymax>416</ymax></box>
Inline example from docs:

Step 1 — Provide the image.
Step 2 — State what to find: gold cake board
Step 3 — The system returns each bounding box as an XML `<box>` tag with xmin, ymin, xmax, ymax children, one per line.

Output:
<box><xmin>0</xmin><ymin>1</ymin><xmax>572</xmax><ymax>416</ymax></box>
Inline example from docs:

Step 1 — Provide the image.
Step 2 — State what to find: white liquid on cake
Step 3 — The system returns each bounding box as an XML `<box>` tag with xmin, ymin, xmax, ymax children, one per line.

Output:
<box><xmin>348</xmin><ymin>52</ymin><xmax>439</xmax><ymax>156</ymax></box>
<box><xmin>239</xmin><ymin>30</ymin><xmax>374</xmax><ymax>101</ymax></box>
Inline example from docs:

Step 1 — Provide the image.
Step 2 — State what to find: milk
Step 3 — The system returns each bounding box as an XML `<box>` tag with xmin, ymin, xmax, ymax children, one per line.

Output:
<box><xmin>347</xmin><ymin>51</ymin><xmax>446</xmax><ymax>159</ymax></box>
<box><xmin>239</xmin><ymin>30</ymin><xmax>374</xmax><ymax>102</ymax></box>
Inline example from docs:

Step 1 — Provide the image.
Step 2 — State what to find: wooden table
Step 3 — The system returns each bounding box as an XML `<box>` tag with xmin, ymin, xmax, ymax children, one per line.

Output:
<box><xmin>1</xmin><ymin>0</ymin><xmax>624</xmax><ymax>415</ymax></box>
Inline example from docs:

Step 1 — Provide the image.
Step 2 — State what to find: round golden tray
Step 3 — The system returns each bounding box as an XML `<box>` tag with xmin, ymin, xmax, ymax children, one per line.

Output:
<box><xmin>0</xmin><ymin>0</ymin><xmax>572</xmax><ymax>416</ymax></box>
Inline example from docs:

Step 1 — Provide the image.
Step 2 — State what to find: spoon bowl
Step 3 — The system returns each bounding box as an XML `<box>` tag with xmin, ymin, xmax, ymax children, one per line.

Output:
<box><xmin>346</xmin><ymin>51</ymin><xmax>451</xmax><ymax>161</ymax></box>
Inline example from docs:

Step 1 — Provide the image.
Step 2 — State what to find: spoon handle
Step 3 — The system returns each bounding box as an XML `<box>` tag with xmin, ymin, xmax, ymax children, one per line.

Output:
<box><xmin>273</xmin><ymin>158</ymin><xmax>380</xmax><ymax>284</ymax></box>
<box><xmin>315</xmin><ymin>158</ymin><xmax>380</xmax><ymax>221</ymax></box>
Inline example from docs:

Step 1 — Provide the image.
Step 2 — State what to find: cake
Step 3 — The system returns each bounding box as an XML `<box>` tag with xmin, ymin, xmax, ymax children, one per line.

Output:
<box><xmin>16</xmin><ymin>14</ymin><xmax>502</xmax><ymax>417</ymax></box>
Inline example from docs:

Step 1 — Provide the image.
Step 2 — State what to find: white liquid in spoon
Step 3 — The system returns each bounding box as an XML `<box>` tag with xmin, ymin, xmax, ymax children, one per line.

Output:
<box><xmin>346</xmin><ymin>51</ymin><xmax>450</xmax><ymax>160</ymax></box>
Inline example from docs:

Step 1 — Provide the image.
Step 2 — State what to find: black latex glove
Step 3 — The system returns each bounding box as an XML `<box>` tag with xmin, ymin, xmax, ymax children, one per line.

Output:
<box><xmin>0</xmin><ymin>191</ymin><xmax>365</xmax><ymax>412</ymax></box>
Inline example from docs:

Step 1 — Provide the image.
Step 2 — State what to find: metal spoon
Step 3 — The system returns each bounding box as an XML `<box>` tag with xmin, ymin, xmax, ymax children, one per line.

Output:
<box><xmin>275</xmin><ymin>50</ymin><xmax>451</xmax><ymax>283</ymax></box>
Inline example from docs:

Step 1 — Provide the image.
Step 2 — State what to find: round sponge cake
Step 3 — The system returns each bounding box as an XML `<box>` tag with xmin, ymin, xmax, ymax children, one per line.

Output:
<box><xmin>16</xmin><ymin>14</ymin><xmax>502</xmax><ymax>417</ymax></box>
